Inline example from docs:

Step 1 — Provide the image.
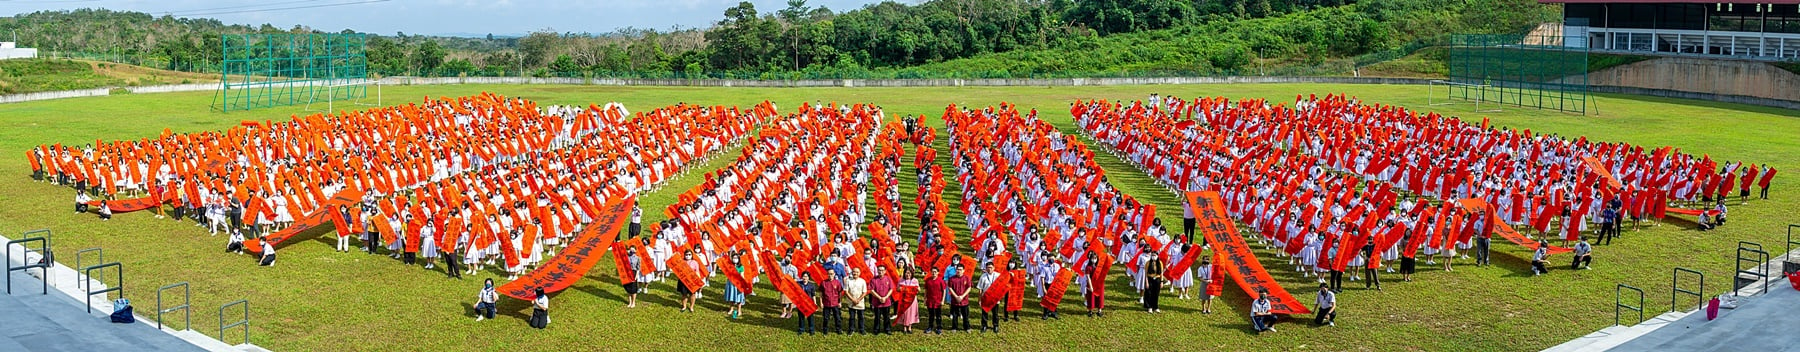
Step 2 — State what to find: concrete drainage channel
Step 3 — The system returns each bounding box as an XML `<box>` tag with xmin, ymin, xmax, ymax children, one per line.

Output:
<box><xmin>3</xmin><ymin>232</ymin><xmax>270</xmax><ymax>352</ymax></box>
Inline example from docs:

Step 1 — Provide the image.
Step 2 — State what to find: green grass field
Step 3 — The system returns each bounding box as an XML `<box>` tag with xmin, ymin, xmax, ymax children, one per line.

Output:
<box><xmin>1</xmin><ymin>83</ymin><xmax>1796</xmax><ymax>351</ymax></box>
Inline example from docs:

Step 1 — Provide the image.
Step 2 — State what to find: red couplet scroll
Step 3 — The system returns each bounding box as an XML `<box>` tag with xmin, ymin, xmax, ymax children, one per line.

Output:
<box><xmin>498</xmin><ymin>195</ymin><xmax>635</xmax><ymax>300</ymax></box>
<box><xmin>1188</xmin><ymin>191</ymin><xmax>1310</xmax><ymax>315</ymax></box>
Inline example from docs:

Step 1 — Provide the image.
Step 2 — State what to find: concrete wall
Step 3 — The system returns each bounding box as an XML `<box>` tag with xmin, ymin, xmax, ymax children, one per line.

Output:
<box><xmin>0</xmin><ymin>88</ymin><xmax>108</xmax><ymax>104</ymax></box>
<box><xmin>1585</xmin><ymin>57</ymin><xmax>1800</xmax><ymax>103</ymax></box>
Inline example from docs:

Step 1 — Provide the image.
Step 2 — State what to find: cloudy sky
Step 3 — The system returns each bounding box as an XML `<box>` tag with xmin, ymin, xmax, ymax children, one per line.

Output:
<box><xmin>0</xmin><ymin>0</ymin><xmax>893</xmax><ymax>37</ymax></box>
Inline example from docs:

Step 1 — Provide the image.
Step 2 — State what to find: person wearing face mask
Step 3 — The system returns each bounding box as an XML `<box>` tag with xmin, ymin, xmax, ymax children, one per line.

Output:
<box><xmin>624</xmin><ymin>247</ymin><xmax>643</xmax><ymax>308</ymax></box>
<box><xmin>474</xmin><ymin>279</ymin><xmax>498</xmax><ymax>321</ymax></box>
<box><xmin>676</xmin><ymin>250</ymin><xmax>701</xmax><ymax>312</ymax></box>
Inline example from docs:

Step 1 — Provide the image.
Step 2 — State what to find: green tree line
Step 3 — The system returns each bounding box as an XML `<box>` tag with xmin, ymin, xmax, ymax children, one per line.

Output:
<box><xmin>0</xmin><ymin>0</ymin><xmax>1554</xmax><ymax>78</ymax></box>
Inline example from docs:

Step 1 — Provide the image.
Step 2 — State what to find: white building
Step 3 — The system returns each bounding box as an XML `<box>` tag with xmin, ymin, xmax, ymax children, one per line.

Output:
<box><xmin>0</xmin><ymin>42</ymin><xmax>39</xmax><ymax>60</ymax></box>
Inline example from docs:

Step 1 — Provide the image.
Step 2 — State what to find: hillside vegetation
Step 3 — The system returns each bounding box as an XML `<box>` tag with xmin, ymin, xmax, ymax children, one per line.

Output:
<box><xmin>0</xmin><ymin>59</ymin><xmax>216</xmax><ymax>94</ymax></box>
<box><xmin>1</xmin><ymin>0</ymin><xmax>1558</xmax><ymax>78</ymax></box>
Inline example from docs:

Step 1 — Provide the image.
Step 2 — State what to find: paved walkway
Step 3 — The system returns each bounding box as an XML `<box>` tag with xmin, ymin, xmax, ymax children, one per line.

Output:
<box><xmin>2</xmin><ymin>269</ymin><xmax>205</xmax><ymax>352</ymax></box>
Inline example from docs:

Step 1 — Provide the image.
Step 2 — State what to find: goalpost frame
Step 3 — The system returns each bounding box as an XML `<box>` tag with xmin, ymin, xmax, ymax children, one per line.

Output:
<box><xmin>211</xmin><ymin>33</ymin><xmax>369</xmax><ymax>113</ymax></box>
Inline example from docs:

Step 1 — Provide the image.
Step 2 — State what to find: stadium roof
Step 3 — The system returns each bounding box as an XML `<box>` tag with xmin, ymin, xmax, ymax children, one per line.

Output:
<box><xmin>1539</xmin><ymin>0</ymin><xmax>1798</xmax><ymax>4</ymax></box>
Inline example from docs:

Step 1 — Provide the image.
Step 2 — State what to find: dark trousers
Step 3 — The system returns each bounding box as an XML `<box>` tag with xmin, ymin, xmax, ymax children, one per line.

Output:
<box><xmin>1363</xmin><ymin>268</ymin><xmax>1380</xmax><ymax>289</ymax></box>
<box><xmin>1572</xmin><ymin>255</ymin><xmax>1592</xmax><ymax>269</ymax></box>
<box><xmin>822</xmin><ymin>307</ymin><xmax>842</xmax><ymax>333</ymax></box>
<box><xmin>1144</xmin><ymin>279</ymin><xmax>1162</xmax><ymax>310</ymax></box>
<box><xmin>951</xmin><ymin>305</ymin><xmax>971</xmax><ymax>331</ymax></box>
<box><xmin>403</xmin><ymin>252</ymin><xmax>416</xmax><ymax>265</ymax></box>
<box><xmin>981</xmin><ymin>307</ymin><xmax>1001</xmax><ymax>331</ymax></box>
<box><xmin>445</xmin><ymin>253</ymin><xmax>463</xmax><ymax>278</ymax></box>
<box><xmin>1598</xmin><ymin>223</ymin><xmax>1615</xmax><ymax>245</ymax></box>
<box><xmin>75</xmin><ymin>203</ymin><xmax>88</xmax><ymax>213</ymax></box>
<box><xmin>1475</xmin><ymin>238</ymin><xmax>1491</xmax><ymax>265</ymax></box>
<box><xmin>797</xmin><ymin>312</ymin><xmax>814</xmax><ymax>333</ymax></box>
<box><xmin>849</xmin><ymin>308</ymin><xmax>866</xmax><ymax>333</ymax></box>
<box><xmin>1401</xmin><ymin>257</ymin><xmax>1416</xmax><ymax>274</ymax></box>
<box><xmin>1329</xmin><ymin>271</ymin><xmax>1343</xmax><ymax>292</ymax></box>
<box><xmin>926</xmin><ymin>307</ymin><xmax>942</xmax><ymax>331</ymax></box>
<box><xmin>259</xmin><ymin>254</ymin><xmax>275</xmax><ymax>266</ymax></box>
<box><xmin>1761</xmin><ymin>187</ymin><xmax>1769</xmax><ymax>199</ymax></box>
<box><xmin>475</xmin><ymin>302</ymin><xmax>495</xmax><ymax>319</ymax></box>
<box><xmin>1183</xmin><ymin>218</ymin><xmax>1197</xmax><ymax>244</ymax></box>
<box><xmin>1314</xmin><ymin>308</ymin><xmax>1336</xmax><ymax>325</ymax></box>
<box><xmin>1252</xmin><ymin>314</ymin><xmax>1277</xmax><ymax>331</ymax></box>
<box><xmin>1532</xmin><ymin>260</ymin><xmax>1549</xmax><ymax>274</ymax></box>
<box><xmin>873</xmin><ymin>306</ymin><xmax>891</xmax><ymax>333</ymax></box>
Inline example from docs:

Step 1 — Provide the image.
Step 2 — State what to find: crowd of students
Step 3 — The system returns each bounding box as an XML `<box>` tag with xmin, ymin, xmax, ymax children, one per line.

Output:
<box><xmin>30</xmin><ymin>94</ymin><xmax>770</xmax><ymax>280</ymax></box>
<box><xmin>31</xmin><ymin>92</ymin><xmax>1778</xmax><ymax>334</ymax></box>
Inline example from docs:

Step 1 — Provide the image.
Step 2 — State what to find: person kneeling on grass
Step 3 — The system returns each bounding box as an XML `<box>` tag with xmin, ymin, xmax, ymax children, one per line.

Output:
<box><xmin>258</xmin><ymin>236</ymin><xmax>277</xmax><ymax>266</ymax></box>
<box><xmin>528</xmin><ymin>288</ymin><xmax>550</xmax><ymax>329</ymax></box>
<box><xmin>1571</xmin><ymin>237</ymin><xmax>1594</xmax><ymax>270</ymax></box>
<box><xmin>1530</xmin><ymin>241</ymin><xmax>1550</xmax><ymax>276</ymax></box>
<box><xmin>1314</xmin><ymin>283</ymin><xmax>1337</xmax><ymax>327</ymax></box>
<box><xmin>474</xmin><ymin>279</ymin><xmax>498</xmax><ymax>321</ymax></box>
<box><xmin>1251</xmin><ymin>289</ymin><xmax>1277</xmax><ymax>333</ymax></box>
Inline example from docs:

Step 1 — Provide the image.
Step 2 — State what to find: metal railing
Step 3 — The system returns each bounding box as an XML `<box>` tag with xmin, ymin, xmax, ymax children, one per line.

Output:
<box><xmin>220</xmin><ymin>299</ymin><xmax>249</xmax><ymax>345</ymax></box>
<box><xmin>1671</xmin><ymin>267</ymin><xmax>1705</xmax><ymax>313</ymax></box>
<box><xmin>74</xmin><ymin>247</ymin><xmax>101</xmax><ymax>291</ymax></box>
<box><xmin>82</xmin><ymin>262</ymin><xmax>120</xmax><ymax>313</ymax></box>
<box><xmin>1786</xmin><ymin>224</ymin><xmax>1800</xmax><ymax>275</ymax></box>
<box><xmin>6</xmin><ymin>236</ymin><xmax>49</xmax><ymax>294</ymax></box>
<box><xmin>1737</xmin><ymin>241</ymin><xmax>1770</xmax><ymax>295</ymax></box>
<box><xmin>156</xmin><ymin>282</ymin><xmax>190</xmax><ymax>331</ymax></box>
<box><xmin>22</xmin><ymin>230</ymin><xmax>53</xmax><ymax>285</ymax></box>
<box><xmin>1616</xmin><ymin>284</ymin><xmax>1644</xmax><ymax>326</ymax></box>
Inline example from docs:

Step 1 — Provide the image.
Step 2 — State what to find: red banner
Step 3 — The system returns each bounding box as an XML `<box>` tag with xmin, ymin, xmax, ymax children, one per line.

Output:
<box><xmin>1461</xmin><ymin>198</ymin><xmax>1573</xmax><ymax>255</ymax></box>
<box><xmin>611</xmin><ymin>239</ymin><xmax>637</xmax><ymax>286</ymax></box>
<box><xmin>1038</xmin><ymin>267</ymin><xmax>1074</xmax><ymax>310</ymax></box>
<box><xmin>1164</xmin><ymin>245</ymin><xmax>1200</xmax><ymax>282</ymax></box>
<box><xmin>770</xmin><ymin>266</ymin><xmax>818</xmax><ymax>316</ymax></box>
<box><xmin>247</xmin><ymin>189</ymin><xmax>366</xmax><ymax>254</ymax></box>
<box><xmin>498</xmin><ymin>195</ymin><xmax>634</xmax><ymax>300</ymax></box>
<box><xmin>1580</xmin><ymin>157</ymin><xmax>1624</xmax><ymax>190</ymax></box>
<box><xmin>86</xmin><ymin>196</ymin><xmax>164</xmax><ymax>213</ymax></box>
<box><xmin>668</xmin><ymin>251</ymin><xmax>706</xmax><ymax>293</ymax></box>
<box><xmin>719</xmin><ymin>257</ymin><xmax>754</xmax><ymax>296</ymax></box>
<box><xmin>980</xmin><ymin>270</ymin><xmax>1013</xmax><ymax>311</ymax></box>
<box><xmin>1189</xmin><ymin>191</ymin><xmax>1310</xmax><ymax>315</ymax></box>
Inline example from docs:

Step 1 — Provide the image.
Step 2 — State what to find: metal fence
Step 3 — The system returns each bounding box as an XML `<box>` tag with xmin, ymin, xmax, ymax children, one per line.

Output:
<box><xmin>1446</xmin><ymin>34</ymin><xmax>1593</xmax><ymax>114</ymax></box>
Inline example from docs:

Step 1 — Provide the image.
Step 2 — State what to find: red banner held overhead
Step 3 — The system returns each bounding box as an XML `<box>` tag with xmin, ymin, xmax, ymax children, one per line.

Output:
<box><xmin>498</xmin><ymin>195</ymin><xmax>635</xmax><ymax>300</ymax></box>
<box><xmin>1188</xmin><ymin>191</ymin><xmax>1310</xmax><ymax>315</ymax></box>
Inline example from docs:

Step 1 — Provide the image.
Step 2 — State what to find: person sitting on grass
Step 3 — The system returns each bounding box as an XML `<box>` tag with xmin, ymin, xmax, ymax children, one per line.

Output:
<box><xmin>226</xmin><ymin>230</ymin><xmax>245</xmax><ymax>254</ymax></box>
<box><xmin>98</xmin><ymin>199</ymin><xmax>112</xmax><ymax>221</ymax></box>
<box><xmin>1251</xmin><ymin>289</ymin><xmax>1277</xmax><ymax>334</ymax></box>
<box><xmin>75</xmin><ymin>191</ymin><xmax>90</xmax><ymax>214</ymax></box>
<box><xmin>1572</xmin><ymin>237</ymin><xmax>1594</xmax><ymax>270</ymax></box>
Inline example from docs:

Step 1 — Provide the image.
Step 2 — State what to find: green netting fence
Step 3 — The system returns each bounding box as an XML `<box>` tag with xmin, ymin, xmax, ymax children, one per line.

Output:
<box><xmin>1445</xmin><ymin>34</ymin><xmax>1592</xmax><ymax>114</ymax></box>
